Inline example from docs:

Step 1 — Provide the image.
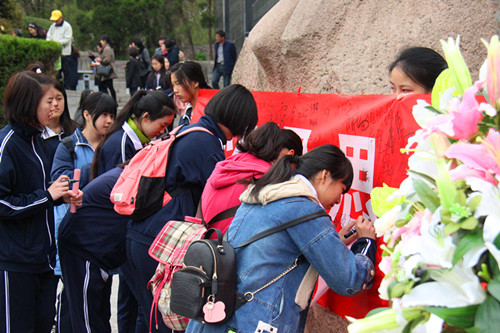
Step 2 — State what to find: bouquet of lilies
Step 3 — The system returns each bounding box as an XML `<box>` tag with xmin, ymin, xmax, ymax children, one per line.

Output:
<box><xmin>348</xmin><ymin>36</ymin><xmax>500</xmax><ymax>332</ymax></box>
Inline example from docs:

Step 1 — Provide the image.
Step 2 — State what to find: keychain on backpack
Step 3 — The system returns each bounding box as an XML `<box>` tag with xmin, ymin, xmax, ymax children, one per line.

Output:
<box><xmin>203</xmin><ymin>294</ymin><xmax>226</xmax><ymax>323</ymax></box>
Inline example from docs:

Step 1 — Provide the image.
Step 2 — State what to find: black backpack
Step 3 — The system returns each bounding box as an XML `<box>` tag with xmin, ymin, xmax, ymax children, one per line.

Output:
<box><xmin>169</xmin><ymin>210</ymin><xmax>329</xmax><ymax>324</ymax></box>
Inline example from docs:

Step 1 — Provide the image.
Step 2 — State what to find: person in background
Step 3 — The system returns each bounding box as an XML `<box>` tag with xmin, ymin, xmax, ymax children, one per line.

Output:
<box><xmin>131</xmin><ymin>37</ymin><xmax>151</xmax><ymax>89</ymax></box>
<box><xmin>0</xmin><ymin>71</ymin><xmax>82</xmax><ymax>333</ymax></box>
<box><xmin>212</xmin><ymin>30</ymin><xmax>237</xmax><ymax>89</ymax></box>
<box><xmin>200</xmin><ymin>122</ymin><xmax>303</xmax><ymax>235</ymax></box>
<box><xmin>27</xmin><ymin>22</ymin><xmax>47</xmax><ymax>39</ymax></box>
<box><xmin>126</xmin><ymin>46</ymin><xmax>142</xmax><ymax>97</ymax></box>
<box><xmin>154</xmin><ymin>36</ymin><xmax>166</xmax><ymax>56</ymax></box>
<box><xmin>145</xmin><ymin>54</ymin><xmax>171</xmax><ymax>95</ymax></box>
<box><xmin>73</xmin><ymin>89</ymin><xmax>94</xmax><ymax>127</ymax></box>
<box><xmin>93</xmin><ymin>34</ymin><xmax>117</xmax><ymax>101</ymax></box>
<box><xmin>11</xmin><ymin>28</ymin><xmax>22</xmax><ymax>37</ymax></box>
<box><xmin>389</xmin><ymin>46</ymin><xmax>448</xmax><ymax>99</ymax></box>
<box><xmin>46</xmin><ymin>9</ymin><xmax>74</xmax><ymax>90</ymax></box>
<box><xmin>186</xmin><ymin>145</ymin><xmax>376</xmax><ymax>333</ymax></box>
<box><xmin>164</xmin><ymin>38</ymin><xmax>180</xmax><ymax>67</ymax></box>
<box><xmin>170</xmin><ymin>61</ymin><xmax>211</xmax><ymax>127</ymax></box>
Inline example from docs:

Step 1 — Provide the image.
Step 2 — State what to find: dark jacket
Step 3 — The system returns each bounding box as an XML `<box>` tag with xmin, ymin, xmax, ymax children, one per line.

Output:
<box><xmin>58</xmin><ymin>167</ymin><xmax>128</xmax><ymax>270</ymax></box>
<box><xmin>128</xmin><ymin>115</ymin><xmax>227</xmax><ymax>243</ymax></box>
<box><xmin>97</xmin><ymin>123</ymin><xmax>143</xmax><ymax>176</ymax></box>
<box><xmin>213</xmin><ymin>40</ymin><xmax>237</xmax><ymax>75</ymax></box>
<box><xmin>0</xmin><ymin>122</ymin><xmax>61</xmax><ymax>273</ymax></box>
<box><xmin>126</xmin><ymin>57</ymin><xmax>141</xmax><ymax>90</ymax></box>
<box><xmin>166</xmin><ymin>45</ymin><xmax>180</xmax><ymax>67</ymax></box>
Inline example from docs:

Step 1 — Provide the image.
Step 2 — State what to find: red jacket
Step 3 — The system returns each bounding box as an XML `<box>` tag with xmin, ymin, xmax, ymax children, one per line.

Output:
<box><xmin>200</xmin><ymin>152</ymin><xmax>272</xmax><ymax>234</ymax></box>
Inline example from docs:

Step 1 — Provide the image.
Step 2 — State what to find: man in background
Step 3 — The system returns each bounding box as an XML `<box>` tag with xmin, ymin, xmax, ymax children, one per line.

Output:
<box><xmin>47</xmin><ymin>9</ymin><xmax>75</xmax><ymax>90</ymax></box>
<box><xmin>212</xmin><ymin>30</ymin><xmax>237</xmax><ymax>89</ymax></box>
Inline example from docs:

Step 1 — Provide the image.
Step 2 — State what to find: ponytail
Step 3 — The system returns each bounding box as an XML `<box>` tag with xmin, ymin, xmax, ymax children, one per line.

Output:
<box><xmin>250</xmin><ymin>144</ymin><xmax>354</xmax><ymax>199</ymax></box>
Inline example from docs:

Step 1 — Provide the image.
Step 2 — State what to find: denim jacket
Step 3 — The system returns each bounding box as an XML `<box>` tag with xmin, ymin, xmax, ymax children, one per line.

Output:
<box><xmin>186</xmin><ymin>176</ymin><xmax>375</xmax><ymax>333</ymax></box>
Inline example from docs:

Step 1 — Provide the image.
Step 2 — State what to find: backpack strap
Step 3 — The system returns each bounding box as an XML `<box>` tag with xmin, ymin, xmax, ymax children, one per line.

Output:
<box><xmin>206</xmin><ymin>205</ymin><xmax>241</xmax><ymax>226</ymax></box>
<box><xmin>235</xmin><ymin>210</ymin><xmax>330</xmax><ymax>248</ymax></box>
<box><xmin>61</xmin><ymin>136</ymin><xmax>76</xmax><ymax>160</ymax></box>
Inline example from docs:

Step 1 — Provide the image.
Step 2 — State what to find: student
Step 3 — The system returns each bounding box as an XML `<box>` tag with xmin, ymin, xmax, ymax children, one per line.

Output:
<box><xmin>73</xmin><ymin>89</ymin><xmax>94</xmax><ymax>127</ymax></box>
<box><xmin>50</xmin><ymin>91</ymin><xmax>116</xmax><ymax>332</ymax></box>
<box><xmin>0</xmin><ymin>71</ymin><xmax>82</xmax><ymax>333</ymax></box>
<box><xmin>145</xmin><ymin>54</ymin><xmax>171</xmax><ymax>94</ymax></box>
<box><xmin>125</xmin><ymin>84</ymin><xmax>258</xmax><ymax>333</ymax></box>
<box><xmin>170</xmin><ymin>61</ymin><xmax>211</xmax><ymax>126</ymax></box>
<box><xmin>92</xmin><ymin>90</ymin><xmax>175</xmax><ymax>177</ymax></box>
<box><xmin>58</xmin><ymin>165</ymin><xmax>129</xmax><ymax>333</ymax></box>
<box><xmin>186</xmin><ymin>145</ymin><xmax>376</xmax><ymax>333</ymax></box>
<box><xmin>126</xmin><ymin>46</ymin><xmax>142</xmax><ymax>97</ymax></box>
<box><xmin>200</xmin><ymin>122</ymin><xmax>303</xmax><ymax>234</ymax></box>
<box><xmin>389</xmin><ymin>46</ymin><xmax>448</xmax><ymax>98</ymax></box>
<box><xmin>36</xmin><ymin>73</ymin><xmax>78</xmax><ymax>166</ymax></box>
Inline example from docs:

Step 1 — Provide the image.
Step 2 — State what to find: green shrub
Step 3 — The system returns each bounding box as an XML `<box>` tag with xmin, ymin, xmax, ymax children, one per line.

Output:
<box><xmin>0</xmin><ymin>35</ymin><xmax>61</xmax><ymax>127</ymax></box>
<box><xmin>195</xmin><ymin>50</ymin><xmax>207</xmax><ymax>61</ymax></box>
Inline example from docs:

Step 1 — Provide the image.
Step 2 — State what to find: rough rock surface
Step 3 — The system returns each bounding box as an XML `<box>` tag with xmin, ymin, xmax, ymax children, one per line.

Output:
<box><xmin>233</xmin><ymin>0</ymin><xmax>496</xmax><ymax>94</ymax></box>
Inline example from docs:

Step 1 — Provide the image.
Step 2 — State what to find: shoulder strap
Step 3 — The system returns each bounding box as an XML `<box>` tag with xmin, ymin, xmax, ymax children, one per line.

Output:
<box><xmin>207</xmin><ymin>205</ymin><xmax>241</xmax><ymax>226</ymax></box>
<box><xmin>235</xmin><ymin>210</ymin><xmax>330</xmax><ymax>248</ymax></box>
<box><xmin>61</xmin><ymin>136</ymin><xmax>76</xmax><ymax>160</ymax></box>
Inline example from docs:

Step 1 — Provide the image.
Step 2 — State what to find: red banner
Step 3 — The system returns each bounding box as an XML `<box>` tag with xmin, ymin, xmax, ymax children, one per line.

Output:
<box><xmin>194</xmin><ymin>89</ymin><xmax>429</xmax><ymax>318</ymax></box>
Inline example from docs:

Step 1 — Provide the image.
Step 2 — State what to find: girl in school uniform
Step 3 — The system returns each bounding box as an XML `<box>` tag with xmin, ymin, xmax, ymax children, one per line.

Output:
<box><xmin>0</xmin><ymin>71</ymin><xmax>82</xmax><ymax>333</ymax></box>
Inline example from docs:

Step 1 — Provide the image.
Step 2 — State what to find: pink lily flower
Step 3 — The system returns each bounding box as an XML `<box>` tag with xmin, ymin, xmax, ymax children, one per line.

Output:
<box><xmin>483</xmin><ymin>35</ymin><xmax>500</xmax><ymax>107</ymax></box>
<box><xmin>423</xmin><ymin>81</ymin><xmax>484</xmax><ymax>140</ymax></box>
<box><xmin>445</xmin><ymin>129</ymin><xmax>500</xmax><ymax>185</ymax></box>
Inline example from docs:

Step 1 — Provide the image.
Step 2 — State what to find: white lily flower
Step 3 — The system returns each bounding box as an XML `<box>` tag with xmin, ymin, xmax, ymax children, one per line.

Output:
<box><xmin>413</xmin><ymin>314</ymin><xmax>445</xmax><ymax>333</ymax></box>
<box><xmin>399</xmin><ymin>209</ymin><xmax>455</xmax><ymax>268</ymax></box>
<box><xmin>484</xmin><ymin>214</ymin><xmax>500</xmax><ymax>266</ymax></box>
<box><xmin>412</xmin><ymin>100</ymin><xmax>436</xmax><ymax>128</ymax></box>
<box><xmin>374</xmin><ymin>205</ymin><xmax>401</xmax><ymax>237</ymax></box>
<box><xmin>401</xmin><ymin>261</ymin><xmax>486</xmax><ymax>307</ymax></box>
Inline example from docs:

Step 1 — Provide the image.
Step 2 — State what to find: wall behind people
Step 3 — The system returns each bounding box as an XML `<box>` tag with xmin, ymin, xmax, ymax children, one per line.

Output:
<box><xmin>232</xmin><ymin>0</ymin><xmax>496</xmax><ymax>94</ymax></box>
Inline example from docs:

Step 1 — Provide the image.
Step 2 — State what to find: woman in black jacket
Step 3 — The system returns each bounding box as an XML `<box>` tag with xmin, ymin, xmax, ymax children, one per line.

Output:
<box><xmin>0</xmin><ymin>71</ymin><xmax>82</xmax><ymax>333</ymax></box>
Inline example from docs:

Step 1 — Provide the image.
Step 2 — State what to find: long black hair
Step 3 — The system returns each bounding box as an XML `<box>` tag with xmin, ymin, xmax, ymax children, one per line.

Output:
<box><xmin>250</xmin><ymin>144</ymin><xmax>353</xmax><ymax>199</ymax></box>
<box><xmin>389</xmin><ymin>47</ymin><xmax>448</xmax><ymax>92</ymax></box>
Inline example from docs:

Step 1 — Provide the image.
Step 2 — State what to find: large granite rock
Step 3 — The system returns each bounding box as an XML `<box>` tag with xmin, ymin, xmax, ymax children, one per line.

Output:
<box><xmin>233</xmin><ymin>0</ymin><xmax>496</xmax><ymax>94</ymax></box>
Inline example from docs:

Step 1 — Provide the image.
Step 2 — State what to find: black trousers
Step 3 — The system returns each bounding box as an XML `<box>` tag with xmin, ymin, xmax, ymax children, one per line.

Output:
<box><xmin>99</xmin><ymin>79</ymin><xmax>117</xmax><ymax>101</ymax></box>
<box><xmin>0</xmin><ymin>270</ymin><xmax>57</xmax><ymax>333</ymax></box>
<box><xmin>59</xmin><ymin>246</ymin><xmax>112</xmax><ymax>333</ymax></box>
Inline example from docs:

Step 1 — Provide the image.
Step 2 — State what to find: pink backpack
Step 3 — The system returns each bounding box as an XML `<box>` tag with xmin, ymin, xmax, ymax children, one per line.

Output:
<box><xmin>110</xmin><ymin>126</ymin><xmax>212</xmax><ymax>221</ymax></box>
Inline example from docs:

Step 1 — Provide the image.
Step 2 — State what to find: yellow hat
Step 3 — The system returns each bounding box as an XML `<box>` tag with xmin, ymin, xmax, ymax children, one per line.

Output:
<box><xmin>50</xmin><ymin>10</ymin><xmax>63</xmax><ymax>21</ymax></box>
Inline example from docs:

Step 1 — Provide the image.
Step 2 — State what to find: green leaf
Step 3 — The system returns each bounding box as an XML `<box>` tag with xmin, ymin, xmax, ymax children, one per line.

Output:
<box><xmin>425</xmin><ymin>304</ymin><xmax>479</xmax><ymax>328</ymax></box>
<box><xmin>444</xmin><ymin>222</ymin><xmax>461</xmax><ymax>235</ymax></box>
<box><xmin>389</xmin><ymin>281</ymin><xmax>407</xmax><ymax>299</ymax></box>
<box><xmin>487</xmin><ymin>275</ymin><xmax>500</xmax><ymax>303</ymax></box>
<box><xmin>366</xmin><ymin>307</ymin><xmax>391</xmax><ymax>317</ymax></box>
<box><xmin>493</xmin><ymin>232</ymin><xmax>500</xmax><ymax>250</ymax></box>
<box><xmin>460</xmin><ymin>217</ymin><xmax>478</xmax><ymax>230</ymax></box>
<box><xmin>408</xmin><ymin>170</ymin><xmax>437</xmax><ymax>186</ymax></box>
<box><xmin>436</xmin><ymin>160</ymin><xmax>457</xmax><ymax>209</ymax></box>
<box><xmin>452</xmin><ymin>229</ymin><xmax>484</xmax><ymax>265</ymax></box>
<box><xmin>467</xmin><ymin>195</ymin><xmax>482</xmax><ymax>212</ymax></box>
<box><xmin>402</xmin><ymin>315</ymin><xmax>427</xmax><ymax>333</ymax></box>
<box><xmin>412</xmin><ymin>179</ymin><xmax>439</xmax><ymax>212</ymax></box>
<box><xmin>475</xmin><ymin>296</ymin><xmax>500</xmax><ymax>332</ymax></box>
